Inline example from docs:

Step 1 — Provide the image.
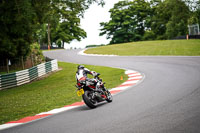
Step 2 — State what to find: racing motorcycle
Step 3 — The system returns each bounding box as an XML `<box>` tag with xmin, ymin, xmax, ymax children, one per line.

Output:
<box><xmin>75</xmin><ymin>73</ymin><xmax>113</xmax><ymax>109</ymax></box>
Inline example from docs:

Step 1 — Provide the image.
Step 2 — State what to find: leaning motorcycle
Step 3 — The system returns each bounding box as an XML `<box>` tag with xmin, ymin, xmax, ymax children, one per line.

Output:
<box><xmin>75</xmin><ymin>73</ymin><xmax>113</xmax><ymax>109</ymax></box>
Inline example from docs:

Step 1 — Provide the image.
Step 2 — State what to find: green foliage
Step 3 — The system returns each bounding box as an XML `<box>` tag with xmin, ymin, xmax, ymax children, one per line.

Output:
<box><xmin>36</xmin><ymin>0</ymin><xmax>104</xmax><ymax>47</ymax></box>
<box><xmin>0</xmin><ymin>0</ymin><xmax>35</xmax><ymax>59</ymax></box>
<box><xmin>187</xmin><ymin>0</ymin><xmax>200</xmax><ymax>25</ymax></box>
<box><xmin>152</xmin><ymin>0</ymin><xmax>190</xmax><ymax>39</ymax></box>
<box><xmin>30</xmin><ymin>43</ymin><xmax>45</xmax><ymax>65</ymax></box>
<box><xmin>51</xmin><ymin>20</ymin><xmax>87</xmax><ymax>45</ymax></box>
<box><xmin>0</xmin><ymin>0</ymin><xmax>105</xmax><ymax>60</ymax></box>
<box><xmin>100</xmin><ymin>0</ymin><xmax>199</xmax><ymax>44</ymax></box>
<box><xmin>142</xmin><ymin>31</ymin><xmax>156</xmax><ymax>41</ymax></box>
<box><xmin>100</xmin><ymin>0</ymin><xmax>152</xmax><ymax>44</ymax></box>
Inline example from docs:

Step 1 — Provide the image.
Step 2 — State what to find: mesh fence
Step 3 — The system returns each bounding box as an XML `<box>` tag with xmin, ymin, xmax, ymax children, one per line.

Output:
<box><xmin>188</xmin><ymin>24</ymin><xmax>200</xmax><ymax>35</ymax></box>
<box><xmin>0</xmin><ymin>55</ymin><xmax>46</xmax><ymax>74</ymax></box>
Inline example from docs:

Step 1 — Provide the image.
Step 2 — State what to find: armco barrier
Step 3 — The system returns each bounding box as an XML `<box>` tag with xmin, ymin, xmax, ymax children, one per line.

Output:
<box><xmin>0</xmin><ymin>59</ymin><xmax>58</xmax><ymax>90</ymax></box>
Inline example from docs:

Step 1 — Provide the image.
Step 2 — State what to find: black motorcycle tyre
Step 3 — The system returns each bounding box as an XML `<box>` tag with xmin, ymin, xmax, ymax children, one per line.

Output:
<box><xmin>82</xmin><ymin>90</ymin><xmax>97</xmax><ymax>109</ymax></box>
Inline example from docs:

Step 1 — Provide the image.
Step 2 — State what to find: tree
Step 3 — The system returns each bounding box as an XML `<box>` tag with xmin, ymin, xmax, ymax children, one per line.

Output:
<box><xmin>0</xmin><ymin>0</ymin><xmax>104</xmax><ymax>62</ymax></box>
<box><xmin>100</xmin><ymin>0</ymin><xmax>152</xmax><ymax>44</ymax></box>
<box><xmin>52</xmin><ymin>20</ymin><xmax>87</xmax><ymax>47</ymax></box>
<box><xmin>196</xmin><ymin>5</ymin><xmax>200</xmax><ymax>25</ymax></box>
<box><xmin>151</xmin><ymin>0</ymin><xmax>190</xmax><ymax>39</ymax></box>
<box><xmin>183</xmin><ymin>0</ymin><xmax>199</xmax><ymax>11</ymax></box>
<box><xmin>0</xmin><ymin>0</ymin><xmax>35</xmax><ymax>60</ymax></box>
<box><xmin>32</xmin><ymin>0</ymin><xmax>104</xmax><ymax>47</ymax></box>
<box><xmin>186</xmin><ymin>0</ymin><xmax>200</xmax><ymax>25</ymax></box>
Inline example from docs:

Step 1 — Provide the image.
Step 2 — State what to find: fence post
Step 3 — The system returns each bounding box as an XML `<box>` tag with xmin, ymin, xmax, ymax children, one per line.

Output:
<box><xmin>31</xmin><ymin>54</ymin><xmax>34</xmax><ymax>67</ymax></box>
<box><xmin>6</xmin><ymin>58</ymin><xmax>9</xmax><ymax>73</ymax></box>
<box><xmin>21</xmin><ymin>56</ymin><xmax>24</xmax><ymax>70</ymax></box>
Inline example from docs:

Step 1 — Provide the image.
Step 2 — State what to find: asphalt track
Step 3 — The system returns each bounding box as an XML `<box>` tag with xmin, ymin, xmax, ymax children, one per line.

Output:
<box><xmin>2</xmin><ymin>49</ymin><xmax>200</xmax><ymax>133</ymax></box>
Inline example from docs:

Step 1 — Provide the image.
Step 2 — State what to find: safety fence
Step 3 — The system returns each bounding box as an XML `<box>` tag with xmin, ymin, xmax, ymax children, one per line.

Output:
<box><xmin>173</xmin><ymin>35</ymin><xmax>200</xmax><ymax>40</ymax></box>
<box><xmin>0</xmin><ymin>59</ymin><xmax>58</xmax><ymax>90</ymax></box>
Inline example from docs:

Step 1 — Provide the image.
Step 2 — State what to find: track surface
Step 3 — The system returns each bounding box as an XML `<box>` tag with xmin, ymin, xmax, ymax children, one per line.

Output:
<box><xmin>2</xmin><ymin>49</ymin><xmax>200</xmax><ymax>133</ymax></box>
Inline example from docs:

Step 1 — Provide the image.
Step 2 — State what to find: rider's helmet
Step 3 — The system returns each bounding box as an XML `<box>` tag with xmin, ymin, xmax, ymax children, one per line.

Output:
<box><xmin>77</xmin><ymin>65</ymin><xmax>84</xmax><ymax>70</ymax></box>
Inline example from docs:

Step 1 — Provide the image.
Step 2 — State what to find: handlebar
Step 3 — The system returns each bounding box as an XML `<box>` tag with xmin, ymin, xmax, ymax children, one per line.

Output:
<box><xmin>93</xmin><ymin>72</ymin><xmax>100</xmax><ymax>77</ymax></box>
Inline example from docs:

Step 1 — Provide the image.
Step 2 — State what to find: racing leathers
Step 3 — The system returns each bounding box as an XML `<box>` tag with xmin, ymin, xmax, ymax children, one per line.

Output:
<box><xmin>76</xmin><ymin>67</ymin><xmax>100</xmax><ymax>91</ymax></box>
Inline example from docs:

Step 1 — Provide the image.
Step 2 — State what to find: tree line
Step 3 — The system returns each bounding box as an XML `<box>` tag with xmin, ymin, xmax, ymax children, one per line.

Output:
<box><xmin>0</xmin><ymin>0</ymin><xmax>199</xmax><ymax>61</ymax></box>
<box><xmin>0</xmin><ymin>0</ymin><xmax>104</xmax><ymax>62</ymax></box>
<box><xmin>100</xmin><ymin>0</ymin><xmax>200</xmax><ymax>44</ymax></box>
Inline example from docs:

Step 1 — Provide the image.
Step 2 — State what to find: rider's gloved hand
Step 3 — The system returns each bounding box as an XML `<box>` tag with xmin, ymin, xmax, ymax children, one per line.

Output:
<box><xmin>91</xmin><ymin>71</ymin><xmax>97</xmax><ymax>76</ymax></box>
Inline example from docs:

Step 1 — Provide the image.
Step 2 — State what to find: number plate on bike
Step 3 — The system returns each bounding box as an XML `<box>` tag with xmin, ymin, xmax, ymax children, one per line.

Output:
<box><xmin>77</xmin><ymin>89</ymin><xmax>84</xmax><ymax>96</ymax></box>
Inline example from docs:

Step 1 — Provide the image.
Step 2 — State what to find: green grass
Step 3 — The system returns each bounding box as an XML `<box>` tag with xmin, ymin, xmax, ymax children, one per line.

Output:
<box><xmin>0</xmin><ymin>62</ymin><xmax>127</xmax><ymax>125</ymax></box>
<box><xmin>85</xmin><ymin>40</ymin><xmax>200</xmax><ymax>56</ymax></box>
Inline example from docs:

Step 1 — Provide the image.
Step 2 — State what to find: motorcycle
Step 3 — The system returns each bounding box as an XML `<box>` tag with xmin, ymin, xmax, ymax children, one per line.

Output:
<box><xmin>75</xmin><ymin>73</ymin><xmax>113</xmax><ymax>109</ymax></box>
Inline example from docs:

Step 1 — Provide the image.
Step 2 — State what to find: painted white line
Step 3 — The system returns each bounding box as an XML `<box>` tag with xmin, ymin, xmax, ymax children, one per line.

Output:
<box><xmin>122</xmin><ymin>80</ymin><xmax>140</xmax><ymax>84</ymax></box>
<box><xmin>111</xmin><ymin>86</ymin><xmax>129</xmax><ymax>91</ymax></box>
<box><xmin>128</xmin><ymin>76</ymin><xmax>142</xmax><ymax>80</ymax></box>
<box><xmin>128</xmin><ymin>73</ymin><xmax>141</xmax><ymax>77</ymax></box>
<box><xmin>78</xmin><ymin>49</ymin><xmax>117</xmax><ymax>56</ymax></box>
<box><xmin>38</xmin><ymin>106</ymin><xmax>78</xmax><ymax>115</ymax></box>
<box><xmin>125</xmin><ymin>70</ymin><xmax>138</xmax><ymax>74</ymax></box>
<box><xmin>0</xmin><ymin>123</ymin><xmax>22</xmax><ymax>130</ymax></box>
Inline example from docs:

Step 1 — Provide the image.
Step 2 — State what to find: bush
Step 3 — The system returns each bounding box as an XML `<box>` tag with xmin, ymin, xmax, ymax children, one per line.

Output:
<box><xmin>30</xmin><ymin>43</ymin><xmax>45</xmax><ymax>65</ymax></box>
<box><xmin>142</xmin><ymin>31</ymin><xmax>156</xmax><ymax>41</ymax></box>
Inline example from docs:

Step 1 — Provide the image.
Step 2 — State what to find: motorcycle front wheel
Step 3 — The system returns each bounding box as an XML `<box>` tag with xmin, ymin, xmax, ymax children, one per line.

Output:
<box><xmin>82</xmin><ymin>90</ymin><xmax>97</xmax><ymax>109</ymax></box>
<box><xmin>105</xmin><ymin>90</ymin><xmax>113</xmax><ymax>103</ymax></box>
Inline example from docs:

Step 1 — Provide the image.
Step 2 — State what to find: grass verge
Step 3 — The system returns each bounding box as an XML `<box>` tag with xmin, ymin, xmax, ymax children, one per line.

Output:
<box><xmin>0</xmin><ymin>62</ymin><xmax>127</xmax><ymax>125</ymax></box>
<box><xmin>85</xmin><ymin>40</ymin><xmax>200</xmax><ymax>56</ymax></box>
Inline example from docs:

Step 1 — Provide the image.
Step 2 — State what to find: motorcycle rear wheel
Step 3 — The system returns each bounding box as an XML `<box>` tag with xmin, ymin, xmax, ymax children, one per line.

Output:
<box><xmin>82</xmin><ymin>90</ymin><xmax>97</xmax><ymax>109</ymax></box>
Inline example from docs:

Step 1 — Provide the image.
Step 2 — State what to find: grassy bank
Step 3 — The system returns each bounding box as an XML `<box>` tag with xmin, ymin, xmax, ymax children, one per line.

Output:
<box><xmin>85</xmin><ymin>40</ymin><xmax>200</xmax><ymax>56</ymax></box>
<box><xmin>0</xmin><ymin>62</ymin><xmax>127</xmax><ymax>124</ymax></box>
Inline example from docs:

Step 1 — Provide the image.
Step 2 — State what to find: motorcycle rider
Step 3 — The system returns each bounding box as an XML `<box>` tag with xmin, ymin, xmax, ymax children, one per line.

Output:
<box><xmin>76</xmin><ymin>65</ymin><xmax>101</xmax><ymax>91</ymax></box>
